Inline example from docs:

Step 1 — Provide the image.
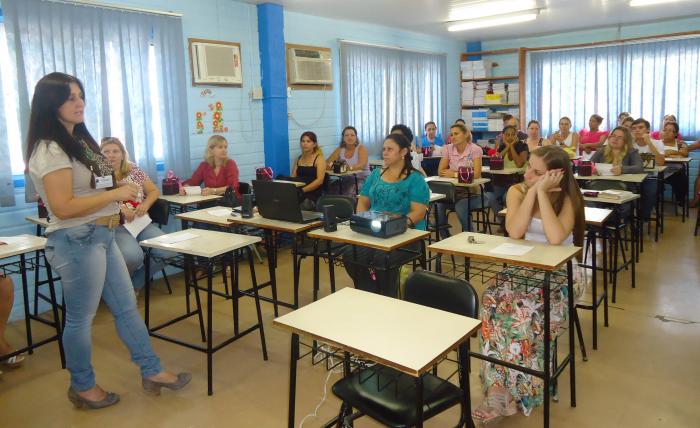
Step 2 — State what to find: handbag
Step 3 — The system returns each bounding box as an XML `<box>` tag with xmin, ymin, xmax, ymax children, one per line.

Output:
<box><xmin>458</xmin><ymin>166</ymin><xmax>474</xmax><ymax>184</ymax></box>
<box><xmin>162</xmin><ymin>170</ymin><xmax>181</xmax><ymax>195</ymax></box>
<box><xmin>578</xmin><ymin>160</ymin><xmax>593</xmax><ymax>176</ymax></box>
<box><xmin>256</xmin><ymin>167</ymin><xmax>274</xmax><ymax>181</ymax></box>
<box><xmin>489</xmin><ymin>156</ymin><xmax>504</xmax><ymax>170</ymax></box>
<box><xmin>221</xmin><ymin>186</ymin><xmax>240</xmax><ymax>208</ymax></box>
<box><xmin>640</xmin><ymin>153</ymin><xmax>655</xmax><ymax>169</ymax></box>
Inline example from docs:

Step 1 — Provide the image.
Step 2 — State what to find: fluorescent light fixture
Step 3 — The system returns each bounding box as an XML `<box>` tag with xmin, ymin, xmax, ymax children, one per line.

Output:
<box><xmin>448</xmin><ymin>10</ymin><xmax>539</xmax><ymax>32</ymax></box>
<box><xmin>449</xmin><ymin>0</ymin><xmax>537</xmax><ymax>21</ymax></box>
<box><xmin>630</xmin><ymin>0</ymin><xmax>681</xmax><ymax>6</ymax></box>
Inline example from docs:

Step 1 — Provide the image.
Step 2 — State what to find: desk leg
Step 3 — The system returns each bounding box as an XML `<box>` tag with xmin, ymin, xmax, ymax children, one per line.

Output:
<box><xmin>354</xmin><ymin>174</ymin><xmax>359</xmax><ymax>195</ymax></box>
<box><xmin>288</xmin><ymin>333</ymin><xmax>299</xmax><ymax>428</ymax></box>
<box><xmin>145</xmin><ymin>249</ymin><xmax>152</xmax><ymax>328</ymax></box>
<box><xmin>44</xmin><ymin>253</ymin><xmax>65</xmax><ymax>368</ymax></box>
<box><xmin>292</xmin><ymin>236</ymin><xmax>300</xmax><ymax>309</ymax></box>
<box><xmin>20</xmin><ymin>254</ymin><xmax>33</xmax><ymax>355</ymax></box>
<box><xmin>327</xmin><ymin>240</ymin><xmax>336</xmax><ymax>294</ymax></box>
<box><xmin>591</xmin><ymin>230</ymin><xmax>598</xmax><ymax>350</ymax></box>
<box><xmin>231</xmin><ymin>251</ymin><xmax>239</xmax><ymax>336</ymax></box>
<box><xmin>420</xmin><ymin>240</ymin><xmax>427</xmax><ymax>270</ymax></box>
<box><xmin>188</xmin><ymin>255</ymin><xmax>207</xmax><ymax>342</ymax></box>
<box><xmin>207</xmin><ymin>260</ymin><xmax>214</xmax><ymax>396</ymax></box>
<box><xmin>602</xmin><ymin>227</ymin><xmax>609</xmax><ymax>327</ymax></box>
<box><xmin>415</xmin><ymin>375</ymin><xmax>424</xmax><ymax>428</ymax></box>
<box><xmin>433</xmin><ymin>202</ymin><xmax>442</xmax><ymax>273</ymax></box>
<box><xmin>636</xmin><ymin>197</ymin><xmax>643</xmax><ymax>257</ymax></box>
<box><xmin>567</xmin><ymin>261</ymin><xmax>577</xmax><ymax>408</ymax></box>
<box><xmin>543</xmin><ymin>271</ymin><xmax>551</xmax><ymax>428</ymax></box>
<box><xmin>313</xmin><ymin>239</ymin><xmax>320</xmax><ymax>302</ymax></box>
<box><xmin>266</xmin><ymin>230</ymin><xmax>280</xmax><ymax>317</ymax></box>
<box><xmin>248</xmin><ymin>247</ymin><xmax>268</xmax><ymax>360</ymax></box>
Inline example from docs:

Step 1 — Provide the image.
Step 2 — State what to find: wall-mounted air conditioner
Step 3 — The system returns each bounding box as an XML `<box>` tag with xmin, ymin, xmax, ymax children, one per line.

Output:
<box><xmin>189</xmin><ymin>38</ymin><xmax>243</xmax><ymax>86</ymax></box>
<box><xmin>288</xmin><ymin>48</ymin><xmax>333</xmax><ymax>85</ymax></box>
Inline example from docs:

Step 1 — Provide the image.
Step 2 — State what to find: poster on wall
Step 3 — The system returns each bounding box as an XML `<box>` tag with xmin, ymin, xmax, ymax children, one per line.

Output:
<box><xmin>189</xmin><ymin>38</ymin><xmax>243</xmax><ymax>87</ymax></box>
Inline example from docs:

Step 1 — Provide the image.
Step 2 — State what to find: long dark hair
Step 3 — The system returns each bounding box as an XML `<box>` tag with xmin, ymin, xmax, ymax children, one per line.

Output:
<box><xmin>300</xmin><ymin>131</ymin><xmax>321</xmax><ymax>155</ymax></box>
<box><xmin>339</xmin><ymin>126</ymin><xmax>359</xmax><ymax>148</ymax></box>
<box><xmin>389</xmin><ymin>124</ymin><xmax>414</xmax><ymax>143</ymax></box>
<box><xmin>25</xmin><ymin>72</ymin><xmax>101</xmax><ymax>170</ymax></box>
<box><xmin>380</xmin><ymin>133</ymin><xmax>414</xmax><ymax>181</ymax></box>
<box><xmin>530</xmin><ymin>145</ymin><xmax>585</xmax><ymax>247</ymax></box>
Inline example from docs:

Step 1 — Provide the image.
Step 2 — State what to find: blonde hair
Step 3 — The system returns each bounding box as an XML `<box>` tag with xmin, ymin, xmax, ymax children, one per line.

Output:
<box><xmin>603</xmin><ymin>126</ymin><xmax>633</xmax><ymax>164</ymax></box>
<box><xmin>204</xmin><ymin>135</ymin><xmax>229</xmax><ymax>167</ymax></box>
<box><xmin>100</xmin><ymin>137</ymin><xmax>131</xmax><ymax>180</ymax></box>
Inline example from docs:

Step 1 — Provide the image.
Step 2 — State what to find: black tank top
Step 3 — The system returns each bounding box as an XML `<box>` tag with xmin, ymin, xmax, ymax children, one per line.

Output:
<box><xmin>296</xmin><ymin>154</ymin><xmax>322</xmax><ymax>200</ymax></box>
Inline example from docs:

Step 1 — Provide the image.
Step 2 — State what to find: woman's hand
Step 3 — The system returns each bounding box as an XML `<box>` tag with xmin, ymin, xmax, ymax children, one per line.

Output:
<box><xmin>537</xmin><ymin>169</ymin><xmax>563</xmax><ymax>193</ymax></box>
<box><xmin>201</xmin><ymin>187</ymin><xmax>216</xmax><ymax>196</ymax></box>
<box><xmin>121</xmin><ymin>204</ymin><xmax>136</xmax><ymax>222</ymax></box>
<box><xmin>112</xmin><ymin>183</ymin><xmax>138</xmax><ymax>202</ymax></box>
<box><xmin>611</xmin><ymin>164</ymin><xmax>622</xmax><ymax>175</ymax></box>
<box><xmin>439</xmin><ymin>168</ymin><xmax>455</xmax><ymax>178</ymax></box>
<box><xmin>178</xmin><ymin>187</ymin><xmax>186</xmax><ymax>196</ymax></box>
<box><xmin>134</xmin><ymin>204</ymin><xmax>148</xmax><ymax>217</ymax></box>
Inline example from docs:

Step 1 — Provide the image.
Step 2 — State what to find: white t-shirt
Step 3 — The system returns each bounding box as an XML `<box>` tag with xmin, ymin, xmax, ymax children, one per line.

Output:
<box><xmin>28</xmin><ymin>140</ymin><xmax>118</xmax><ymax>234</ymax></box>
<box><xmin>634</xmin><ymin>139</ymin><xmax>665</xmax><ymax>155</ymax></box>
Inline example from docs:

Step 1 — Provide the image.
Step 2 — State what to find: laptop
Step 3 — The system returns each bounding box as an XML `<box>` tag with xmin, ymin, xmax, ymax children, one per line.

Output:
<box><xmin>252</xmin><ymin>180</ymin><xmax>323</xmax><ymax>223</ymax></box>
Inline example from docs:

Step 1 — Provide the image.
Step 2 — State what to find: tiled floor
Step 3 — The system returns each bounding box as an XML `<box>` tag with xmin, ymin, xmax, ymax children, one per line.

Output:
<box><xmin>1</xmin><ymin>209</ymin><xmax>699</xmax><ymax>427</ymax></box>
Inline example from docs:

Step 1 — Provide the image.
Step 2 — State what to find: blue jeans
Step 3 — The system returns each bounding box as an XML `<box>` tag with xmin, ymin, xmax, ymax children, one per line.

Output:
<box><xmin>485</xmin><ymin>186</ymin><xmax>508</xmax><ymax>216</ymax></box>
<box><xmin>436</xmin><ymin>195</ymin><xmax>483</xmax><ymax>238</ymax></box>
<box><xmin>114</xmin><ymin>223</ymin><xmax>171</xmax><ymax>290</ymax></box>
<box><xmin>45</xmin><ymin>224</ymin><xmax>161</xmax><ymax>392</ymax></box>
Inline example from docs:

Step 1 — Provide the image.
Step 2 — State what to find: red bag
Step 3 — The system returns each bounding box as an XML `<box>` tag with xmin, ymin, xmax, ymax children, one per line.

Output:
<box><xmin>458</xmin><ymin>166</ymin><xmax>474</xmax><ymax>184</ymax></box>
<box><xmin>256</xmin><ymin>167</ymin><xmax>274</xmax><ymax>181</ymax></box>
<box><xmin>162</xmin><ymin>170</ymin><xmax>181</xmax><ymax>195</ymax></box>
<box><xmin>577</xmin><ymin>160</ymin><xmax>593</xmax><ymax>176</ymax></box>
<box><xmin>489</xmin><ymin>156</ymin><xmax>504</xmax><ymax>170</ymax></box>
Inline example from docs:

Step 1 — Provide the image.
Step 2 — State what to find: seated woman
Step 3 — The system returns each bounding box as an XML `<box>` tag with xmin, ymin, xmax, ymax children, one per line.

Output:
<box><xmin>590</xmin><ymin>126</ymin><xmax>644</xmax><ymax>175</ymax></box>
<box><xmin>658</xmin><ymin>121</ymin><xmax>689</xmax><ymax>206</ymax></box>
<box><xmin>579</xmin><ymin>114</ymin><xmax>608</xmax><ymax>160</ymax></box>
<box><xmin>435</xmin><ymin>123</ymin><xmax>483</xmax><ymax>238</ymax></box>
<box><xmin>291</xmin><ymin>131</ymin><xmax>326</xmax><ymax>209</ymax></box>
<box><xmin>650</xmin><ymin>114</ymin><xmax>683</xmax><ymax>141</ymax></box>
<box><xmin>100</xmin><ymin>138</ymin><xmax>171</xmax><ymax>291</ymax></box>
<box><xmin>180</xmin><ymin>135</ymin><xmax>240</xmax><ymax>201</ymax></box>
<box><xmin>474</xmin><ymin>145</ymin><xmax>586</xmax><ymax>423</ymax></box>
<box><xmin>0</xmin><ymin>275</ymin><xmax>24</xmax><ymax>372</ymax></box>
<box><xmin>420</xmin><ymin>121</ymin><xmax>445</xmax><ymax>148</ymax></box>
<box><xmin>325</xmin><ymin>126</ymin><xmax>369</xmax><ymax>194</ymax></box>
<box><xmin>525</xmin><ymin>120</ymin><xmax>548</xmax><ymax>152</ymax></box>
<box><xmin>342</xmin><ymin>133</ymin><xmax>430</xmax><ymax>298</ymax></box>
<box><xmin>391</xmin><ymin>124</ymin><xmax>426</xmax><ymax>176</ymax></box>
<box><xmin>485</xmin><ymin>125</ymin><xmax>528</xmax><ymax>216</ymax></box>
<box><xmin>547</xmin><ymin>116</ymin><xmax>579</xmax><ymax>158</ymax></box>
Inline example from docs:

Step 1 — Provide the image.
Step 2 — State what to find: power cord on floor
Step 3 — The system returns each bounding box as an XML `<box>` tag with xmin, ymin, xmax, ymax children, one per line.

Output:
<box><xmin>298</xmin><ymin>344</ymin><xmax>344</xmax><ymax>428</ymax></box>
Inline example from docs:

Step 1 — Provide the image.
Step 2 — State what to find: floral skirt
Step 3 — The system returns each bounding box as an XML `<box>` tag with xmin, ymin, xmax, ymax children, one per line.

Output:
<box><xmin>478</xmin><ymin>263</ymin><xmax>585</xmax><ymax>416</ymax></box>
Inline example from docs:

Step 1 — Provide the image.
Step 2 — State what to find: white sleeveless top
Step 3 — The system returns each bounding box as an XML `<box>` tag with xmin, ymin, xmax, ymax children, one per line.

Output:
<box><xmin>561</xmin><ymin>132</ymin><xmax>573</xmax><ymax>147</ymax></box>
<box><xmin>524</xmin><ymin>217</ymin><xmax>574</xmax><ymax>246</ymax></box>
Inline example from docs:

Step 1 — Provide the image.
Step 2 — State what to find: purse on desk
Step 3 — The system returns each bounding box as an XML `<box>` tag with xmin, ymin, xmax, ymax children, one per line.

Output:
<box><xmin>577</xmin><ymin>160</ymin><xmax>593</xmax><ymax>176</ymax></box>
<box><xmin>255</xmin><ymin>166</ymin><xmax>274</xmax><ymax>182</ymax></box>
<box><xmin>162</xmin><ymin>170</ymin><xmax>181</xmax><ymax>195</ymax></box>
<box><xmin>458</xmin><ymin>166</ymin><xmax>474</xmax><ymax>184</ymax></box>
<box><xmin>489</xmin><ymin>156</ymin><xmax>504</xmax><ymax>170</ymax></box>
<box><xmin>641</xmin><ymin>153</ymin><xmax>656</xmax><ymax>169</ymax></box>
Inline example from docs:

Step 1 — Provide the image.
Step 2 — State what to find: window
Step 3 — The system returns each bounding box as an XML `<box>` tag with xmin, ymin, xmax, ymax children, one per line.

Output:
<box><xmin>0</xmin><ymin>22</ymin><xmax>24</xmax><ymax>175</ymax></box>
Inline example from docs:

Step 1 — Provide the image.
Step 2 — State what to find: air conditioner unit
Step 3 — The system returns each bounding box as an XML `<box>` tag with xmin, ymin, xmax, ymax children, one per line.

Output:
<box><xmin>288</xmin><ymin>48</ymin><xmax>333</xmax><ymax>85</ymax></box>
<box><xmin>190</xmin><ymin>40</ymin><xmax>242</xmax><ymax>86</ymax></box>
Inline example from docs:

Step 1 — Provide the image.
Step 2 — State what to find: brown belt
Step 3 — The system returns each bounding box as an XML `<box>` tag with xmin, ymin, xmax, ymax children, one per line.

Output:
<box><xmin>91</xmin><ymin>214</ymin><xmax>121</xmax><ymax>229</ymax></box>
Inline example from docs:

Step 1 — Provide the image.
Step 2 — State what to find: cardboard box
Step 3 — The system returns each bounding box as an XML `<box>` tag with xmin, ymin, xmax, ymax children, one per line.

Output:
<box><xmin>484</xmin><ymin>93</ymin><xmax>505</xmax><ymax>104</ymax></box>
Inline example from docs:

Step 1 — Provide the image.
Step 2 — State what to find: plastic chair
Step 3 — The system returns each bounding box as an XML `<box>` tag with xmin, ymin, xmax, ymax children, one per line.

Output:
<box><xmin>331</xmin><ymin>270</ymin><xmax>478</xmax><ymax>427</ymax></box>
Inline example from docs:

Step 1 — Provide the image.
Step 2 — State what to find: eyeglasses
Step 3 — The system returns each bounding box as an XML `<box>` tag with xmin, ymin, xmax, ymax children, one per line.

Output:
<box><xmin>608</xmin><ymin>135</ymin><xmax>624</xmax><ymax>141</ymax></box>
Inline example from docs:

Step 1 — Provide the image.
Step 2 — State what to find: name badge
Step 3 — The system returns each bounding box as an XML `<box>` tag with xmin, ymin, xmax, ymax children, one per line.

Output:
<box><xmin>95</xmin><ymin>175</ymin><xmax>114</xmax><ymax>189</ymax></box>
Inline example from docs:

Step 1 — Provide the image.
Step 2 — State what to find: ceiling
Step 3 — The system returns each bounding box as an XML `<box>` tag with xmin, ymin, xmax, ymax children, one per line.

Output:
<box><xmin>257</xmin><ymin>0</ymin><xmax>700</xmax><ymax>41</ymax></box>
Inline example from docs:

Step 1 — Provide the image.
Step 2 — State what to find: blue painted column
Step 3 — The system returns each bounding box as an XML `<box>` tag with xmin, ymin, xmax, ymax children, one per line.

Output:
<box><xmin>466</xmin><ymin>41</ymin><xmax>482</xmax><ymax>60</ymax></box>
<box><xmin>257</xmin><ymin>3</ymin><xmax>290</xmax><ymax>175</ymax></box>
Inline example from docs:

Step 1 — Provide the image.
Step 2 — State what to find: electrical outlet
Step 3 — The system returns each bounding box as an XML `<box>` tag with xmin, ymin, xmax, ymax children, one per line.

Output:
<box><xmin>287</xmin><ymin>112</ymin><xmax>292</xmax><ymax>119</ymax></box>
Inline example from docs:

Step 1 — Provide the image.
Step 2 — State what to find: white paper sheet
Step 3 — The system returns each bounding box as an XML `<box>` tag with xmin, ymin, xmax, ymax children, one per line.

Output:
<box><xmin>183</xmin><ymin>185</ymin><xmax>202</xmax><ymax>195</ymax></box>
<box><xmin>207</xmin><ymin>208</ymin><xmax>233</xmax><ymax>217</ymax></box>
<box><xmin>153</xmin><ymin>232</ymin><xmax>198</xmax><ymax>245</ymax></box>
<box><xmin>0</xmin><ymin>236</ymin><xmax>25</xmax><ymax>245</ymax></box>
<box><xmin>489</xmin><ymin>243</ymin><xmax>534</xmax><ymax>256</ymax></box>
<box><xmin>595</xmin><ymin>163</ymin><xmax>614</xmax><ymax>176</ymax></box>
<box><xmin>123</xmin><ymin>214</ymin><xmax>152</xmax><ymax>238</ymax></box>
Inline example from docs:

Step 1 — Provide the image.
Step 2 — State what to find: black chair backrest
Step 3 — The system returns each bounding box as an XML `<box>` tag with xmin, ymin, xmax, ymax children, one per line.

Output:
<box><xmin>427</xmin><ymin>181</ymin><xmax>457</xmax><ymax>204</ymax></box>
<box><xmin>404</xmin><ymin>270</ymin><xmax>478</xmax><ymax>319</ymax></box>
<box><xmin>586</xmin><ymin>180</ymin><xmax>629</xmax><ymax>192</ymax></box>
<box><xmin>239</xmin><ymin>182</ymin><xmax>251</xmax><ymax>195</ymax></box>
<box><xmin>316</xmin><ymin>194</ymin><xmax>355</xmax><ymax>221</ymax></box>
<box><xmin>149</xmin><ymin>199</ymin><xmax>170</xmax><ymax>226</ymax></box>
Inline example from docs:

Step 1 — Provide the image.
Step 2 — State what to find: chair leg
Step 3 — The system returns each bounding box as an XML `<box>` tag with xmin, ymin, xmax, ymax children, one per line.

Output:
<box><xmin>574</xmin><ymin>308</ymin><xmax>588</xmax><ymax>361</ymax></box>
<box><xmin>251</xmin><ymin>243</ymin><xmax>264</xmax><ymax>264</ymax></box>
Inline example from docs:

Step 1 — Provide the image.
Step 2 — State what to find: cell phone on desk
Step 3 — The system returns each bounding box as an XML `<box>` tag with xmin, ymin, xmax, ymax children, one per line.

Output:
<box><xmin>583</xmin><ymin>191</ymin><xmax>599</xmax><ymax>197</ymax></box>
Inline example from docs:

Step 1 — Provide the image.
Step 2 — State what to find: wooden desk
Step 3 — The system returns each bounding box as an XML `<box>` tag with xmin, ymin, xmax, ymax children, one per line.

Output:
<box><xmin>307</xmin><ymin>225</ymin><xmax>429</xmax><ymax>301</ymax></box>
<box><xmin>274</xmin><ymin>287</ymin><xmax>481</xmax><ymax>428</ymax></box>
<box><xmin>0</xmin><ymin>235</ymin><xmax>64</xmax><ymax>368</ymax></box>
<box><xmin>159</xmin><ymin>194</ymin><xmax>222</xmax><ymax>215</ymax></box>
<box><xmin>175</xmin><ymin>209</ymin><xmax>322</xmax><ymax>312</ymax></box>
<box><xmin>428</xmin><ymin>232</ymin><xmax>579</xmax><ymax>428</ymax></box>
<box><xmin>327</xmin><ymin>170</ymin><xmax>362</xmax><ymax>194</ymax></box>
<box><xmin>424</xmin><ymin>176</ymin><xmax>490</xmax><ymax>188</ymax></box>
<box><xmin>25</xmin><ymin>215</ymin><xmax>50</xmax><ymax>232</ymax></box>
<box><xmin>140</xmin><ymin>228</ymin><xmax>266</xmax><ymax>395</ymax></box>
<box><xmin>496</xmin><ymin>207</ymin><xmax>613</xmax><ymax>351</ymax></box>
<box><xmin>428</xmin><ymin>192</ymin><xmax>446</xmax><ymax>203</ymax></box>
<box><xmin>273</xmin><ymin>179</ymin><xmax>305</xmax><ymax>187</ymax></box>
<box><xmin>482</xmin><ymin>166</ymin><xmax>526</xmax><ymax>175</ymax></box>
<box><xmin>575</xmin><ymin>173</ymin><xmax>648</xmax><ymax>183</ymax></box>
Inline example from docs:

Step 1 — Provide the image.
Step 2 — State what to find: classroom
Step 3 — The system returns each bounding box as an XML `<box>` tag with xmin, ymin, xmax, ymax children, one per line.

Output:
<box><xmin>0</xmin><ymin>0</ymin><xmax>699</xmax><ymax>427</ymax></box>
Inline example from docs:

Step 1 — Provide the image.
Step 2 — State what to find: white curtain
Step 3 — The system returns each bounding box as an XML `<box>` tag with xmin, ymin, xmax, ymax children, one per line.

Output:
<box><xmin>340</xmin><ymin>41</ymin><xmax>446</xmax><ymax>156</ymax></box>
<box><xmin>2</xmin><ymin>0</ymin><xmax>190</xmax><ymax>202</ymax></box>
<box><xmin>0</xmin><ymin>36</ymin><xmax>13</xmax><ymax>207</ymax></box>
<box><xmin>526</xmin><ymin>37</ymin><xmax>700</xmax><ymax>138</ymax></box>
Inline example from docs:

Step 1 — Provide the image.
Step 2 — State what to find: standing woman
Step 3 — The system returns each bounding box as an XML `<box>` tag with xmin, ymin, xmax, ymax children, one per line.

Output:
<box><xmin>180</xmin><ymin>134</ymin><xmax>240</xmax><ymax>201</ymax></box>
<box><xmin>547</xmin><ymin>116</ymin><xmax>579</xmax><ymax>159</ymax></box>
<box><xmin>578</xmin><ymin>114</ymin><xmax>608</xmax><ymax>160</ymax></box>
<box><xmin>525</xmin><ymin>120</ymin><xmax>548</xmax><ymax>153</ymax></box>
<box><xmin>436</xmin><ymin>123</ymin><xmax>484</xmax><ymax>237</ymax></box>
<box><xmin>325</xmin><ymin>126</ymin><xmax>369</xmax><ymax>193</ymax></box>
<box><xmin>26</xmin><ymin>73</ymin><xmax>189</xmax><ymax>409</ymax></box>
<box><xmin>292</xmin><ymin>131</ymin><xmax>326</xmax><ymax>208</ymax></box>
<box><xmin>342</xmin><ymin>133</ymin><xmax>430</xmax><ymax>298</ymax></box>
<box><xmin>100</xmin><ymin>137</ymin><xmax>171</xmax><ymax>291</ymax></box>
